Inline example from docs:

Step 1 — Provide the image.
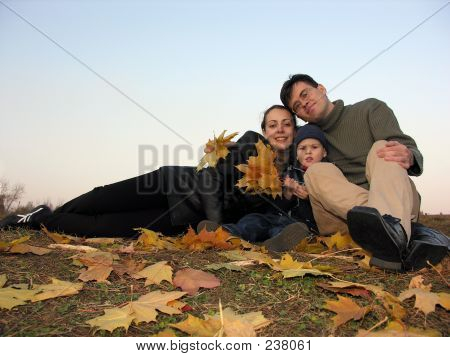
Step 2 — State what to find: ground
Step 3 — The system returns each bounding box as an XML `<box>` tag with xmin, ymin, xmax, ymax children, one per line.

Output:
<box><xmin>0</xmin><ymin>214</ymin><xmax>449</xmax><ymax>337</ymax></box>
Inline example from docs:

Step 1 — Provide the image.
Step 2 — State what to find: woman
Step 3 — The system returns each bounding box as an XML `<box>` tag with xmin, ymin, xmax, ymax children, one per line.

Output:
<box><xmin>0</xmin><ymin>105</ymin><xmax>296</xmax><ymax>238</ymax></box>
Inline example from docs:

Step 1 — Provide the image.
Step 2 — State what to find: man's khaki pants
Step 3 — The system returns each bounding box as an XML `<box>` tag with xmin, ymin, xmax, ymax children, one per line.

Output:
<box><xmin>304</xmin><ymin>140</ymin><xmax>420</xmax><ymax>239</ymax></box>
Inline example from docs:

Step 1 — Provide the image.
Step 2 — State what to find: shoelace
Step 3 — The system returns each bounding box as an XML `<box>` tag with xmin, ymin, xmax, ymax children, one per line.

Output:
<box><xmin>17</xmin><ymin>207</ymin><xmax>44</xmax><ymax>223</ymax></box>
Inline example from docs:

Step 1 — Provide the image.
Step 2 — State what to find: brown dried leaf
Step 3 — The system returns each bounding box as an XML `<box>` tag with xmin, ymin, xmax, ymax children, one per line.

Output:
<box><xmin>173</xmin><ymin>268</ymin><xmax>220</xmax><ymax>295</ymax></box>
<box><xmin>9</xmin><ymin>243</ymin><xmax>51</xmax><ymax>255</ymax></box>
<box><xmin>316</xmin><ymin>282</ymin><xmax>372</xmax><ymax>299</ymax></box>
<box><xmin>77</xmin><ymin>252</ymin><xmax>116</xmax><ymax>282</ymax></box>
<box><xmin>112</xmin><ymin>259</ymin><xmax>147</xmax><ymax>277</ymax></box>
<box><xmin>324</xmin><ymin>280</ymin><xmax>405</xmax><ymax>320</ymax></box>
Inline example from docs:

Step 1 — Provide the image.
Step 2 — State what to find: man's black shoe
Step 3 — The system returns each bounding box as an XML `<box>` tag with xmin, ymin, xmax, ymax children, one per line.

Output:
<box><xmin>0</xmin><ymin>205</ymin><xmax>52</xmax><ymax>230</ymax></box>
<box><xmin>403</xmin><ymin>222</ymin><xmax>449</xmax><ymax>270</ymax></box>
<box><xmin>347</xmin><ymin>206</ymin><xmax>407</xmax><ymax>271</ymax></box>
<box><xmin>263</xmin><ymin>222</ymin><xmax>310</xmax><ymax>252</ymax></box>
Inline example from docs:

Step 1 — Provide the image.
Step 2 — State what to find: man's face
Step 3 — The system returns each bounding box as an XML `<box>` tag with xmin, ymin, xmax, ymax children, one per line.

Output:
<box><xmin>288</xmin><ymin>82</ymin><xmax>333</xmax><ymax>123</ymax></box>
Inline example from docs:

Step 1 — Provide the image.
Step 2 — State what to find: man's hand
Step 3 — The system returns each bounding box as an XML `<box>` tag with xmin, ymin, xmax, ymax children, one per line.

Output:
<box><xmin>376</xmin><ymin>141</ymin><xmax>414</xmax><ymax>169</ymax></box>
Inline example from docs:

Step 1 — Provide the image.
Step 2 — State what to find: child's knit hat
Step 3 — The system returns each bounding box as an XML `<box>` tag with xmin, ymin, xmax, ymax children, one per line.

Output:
<box><xmin>294</xmin><ymin>124</ymin><xmax>328</xmax><ymax>151</ymax></box>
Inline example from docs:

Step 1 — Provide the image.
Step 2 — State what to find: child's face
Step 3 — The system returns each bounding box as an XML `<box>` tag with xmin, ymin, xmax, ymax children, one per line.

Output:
<box><xmin>296</xmin><ymin>138</ymin><xmax>327</xmax><ymax>168</ymax></box>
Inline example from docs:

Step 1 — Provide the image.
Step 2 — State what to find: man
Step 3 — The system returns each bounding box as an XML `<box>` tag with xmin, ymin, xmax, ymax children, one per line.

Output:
<box><xmin>280</xmin><ymin>74</ymin><xmax>447</xmax><ymax>271</ymax></box>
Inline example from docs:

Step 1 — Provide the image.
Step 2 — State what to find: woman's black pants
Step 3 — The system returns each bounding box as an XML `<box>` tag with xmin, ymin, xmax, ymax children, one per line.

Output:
<box><xmin>40</xmin><ymin>169</ymin><xmax>187</xmax><ymax>238</ymax></box>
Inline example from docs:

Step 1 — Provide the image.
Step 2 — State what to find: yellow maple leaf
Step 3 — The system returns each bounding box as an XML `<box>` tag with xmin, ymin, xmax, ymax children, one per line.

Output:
<box><xmin>197</xmin><ymin>130</ymin><xmax>239</xmax><ymax>171</ymax></box>
<box><xmin>235</xmin><ymin>140</ymin><xmax>282</xmax><ymax>199</ymax></box>
<box><xmin>151</xmin><ymin>328</ymin><xmax>178</xmax><ymax>337</ymax></box>
<box><xmin>170</xmin><ymin>314</ymin><xmax>222</xmax><ymax>337</ymax></box>
<box><xmin>398</xmin><ymin>289</ymin><xmax>450</xmax><ymax>315</ymax></box>
<box><xmin>31</xmin><ymin>278</ymin><xmax>83</xmax><ymax>302</ymax></box>
<box><xmin>408</xmin><ymin>275</ymin><xmax>432</xmax><ymax>291</ymax></box>
<box><xmin>324</xmin><ymin>295</ymin><xmax>370</xmax><ymax>329</ymax></box>
<box><xmin>40</xmin><ymin>225</ymin><xmax>73</xmax><ymax>244</ymax></box>
<box><xmin>132</xmin><ymin>261</ymin><xmax>173</xmax><ymax>286</ymax></box>
<box><xmin>0</xmin><ymin>236</ymin><xmax>30</xmax><ymax>252</ymax></box>
<box><xmin>0</xmin><ymin>287</ymin><xmax>36</xmax><ymax>310</ymax></box>
<box><xmin>134</xmin><ymin>228</ymin><xmax>176</xmax><ymax>250</ymax></box>
<box><xmin>171</xmin><ymin>307</ymin><xmax>270</xmax><ymax>337</ymax></box>
<box><xmin>317</xmin><ymin>232</ymin><xmax>359</xmax><ymax>251</ymax></box>
<box><xmin>87</xmin><ymin>306</ymin><xmax>135</xmax><ymax>333</ymax></box>
<box><xmin>130</xmin><ymin>291</ymin><xmax>186</xmax><ymax>324</ymax></box>
<box><xmin>357</xmin><ymin>320</ymin><xmax>441</xmax><ymax>337</ymax></box>
<box><xmin>0</xmin><ymin>274</ymin><xmax>6</xmax><ymax>288</ymax></box>
<box><xmin>87</xmin><ymin>290</ymin><xmax>186</xmax><ymax>333</ymax></box>
<box><xmin>273</xmin><ymin>253</ymin><xmax>313</xmax><ymax>271</ymax></box>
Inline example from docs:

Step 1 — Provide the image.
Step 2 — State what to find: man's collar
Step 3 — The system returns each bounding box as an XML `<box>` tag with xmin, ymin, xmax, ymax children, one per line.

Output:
<box><xmin>316</xmin><ymin>100</ymin><xmax>344</xmax><ymax>130</ymax></box>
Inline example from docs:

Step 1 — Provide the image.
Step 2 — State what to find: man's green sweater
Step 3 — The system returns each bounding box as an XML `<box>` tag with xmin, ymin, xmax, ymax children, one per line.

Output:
<box><xmin>316</xmin><ymin>99</ymin><xmax>423</xmax><ymax>190</ymax></box>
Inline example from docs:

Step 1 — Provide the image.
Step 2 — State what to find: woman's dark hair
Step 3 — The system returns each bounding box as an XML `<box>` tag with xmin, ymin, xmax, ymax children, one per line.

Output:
<box><xmin>261</xmin><ymin>104</ymin><xmax>296</xmax><ymax>131</ymax></box>
<box><xmin>280</xmin><ymin>74</ymin><xmax>319</xmax><ymax>110</ymax></box>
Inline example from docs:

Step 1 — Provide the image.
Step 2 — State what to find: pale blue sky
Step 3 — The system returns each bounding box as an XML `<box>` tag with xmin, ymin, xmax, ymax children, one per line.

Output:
<box><xmin>1</xmin><ymin>0</ymin><xmax>449</xmax><ymax>213</ymax></box>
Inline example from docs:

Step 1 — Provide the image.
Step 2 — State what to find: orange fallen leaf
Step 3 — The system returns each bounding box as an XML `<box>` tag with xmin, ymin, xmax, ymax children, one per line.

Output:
<box><xmin>173</xmin><ymin>268</ymin><xmax>220</xmax><ymax>295</ymax></box>
<box><xmin>324</xmin><ymin>295</ymin><xmax>370</xmax><ymax>329</ymax></box>
<box><xmin>176</xmin><ymin>227</ymin><xmax>237</xmax><ymax>251</ymax></box>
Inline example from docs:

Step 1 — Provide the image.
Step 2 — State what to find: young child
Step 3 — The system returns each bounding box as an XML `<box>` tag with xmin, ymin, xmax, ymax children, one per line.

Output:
<box><xmin>284</xmin><ymin>124</ymin><xmax>328</xmax><ymax>202</ymax></box>
<box><xmin>219</xmin><ymin>124</ymin><xmax>328</xmax><ymax>251</ymax></box>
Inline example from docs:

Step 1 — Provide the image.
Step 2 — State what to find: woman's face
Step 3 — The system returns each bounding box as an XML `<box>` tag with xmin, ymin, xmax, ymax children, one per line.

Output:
<box><xmin>263</xmin><ymin>108</ymin><xmax>295</xmax><ymax>152</ymax></box>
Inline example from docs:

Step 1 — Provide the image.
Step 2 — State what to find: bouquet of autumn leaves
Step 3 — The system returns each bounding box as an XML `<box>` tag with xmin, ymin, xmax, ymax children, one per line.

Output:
<box><xmin>197</xmin><ymin>130</ymin><xmax>282</xmax><ymax>199</ymax></box>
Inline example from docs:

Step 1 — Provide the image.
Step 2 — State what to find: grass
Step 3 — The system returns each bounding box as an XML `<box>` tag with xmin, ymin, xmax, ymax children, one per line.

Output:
<box><xmin>0</xmin><ymin>215</ymin><xmax>449</xmax><ymax>337</ymax></box>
